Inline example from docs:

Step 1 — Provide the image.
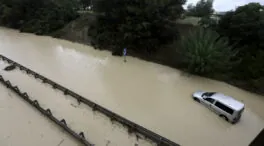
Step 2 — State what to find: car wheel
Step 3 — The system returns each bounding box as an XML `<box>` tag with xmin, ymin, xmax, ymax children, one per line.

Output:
<box><xmin>220</xmin><ymin>115</ymin><xmax>228</xmax><ymax>122</ymax></box>
<box><xmin>193</xmin><ymin>97</ymin><xmax>200</xmax><ymax>103</ymax></box>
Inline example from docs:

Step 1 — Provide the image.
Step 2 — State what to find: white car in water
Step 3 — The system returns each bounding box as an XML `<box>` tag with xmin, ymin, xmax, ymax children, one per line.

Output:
<box><xmin>192</xmin><ymin>91</ymin><xmax>245</xmax><ymax>124</ymax></box>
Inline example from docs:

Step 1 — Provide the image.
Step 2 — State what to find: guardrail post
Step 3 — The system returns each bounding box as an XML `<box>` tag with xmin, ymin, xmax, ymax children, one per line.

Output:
<box><xmin>110</xmin><ymin>116</ymin><xmax>116</xmax><ymax>122</ymax></box>
<box><xmin>77</xmin><ymin>99</ymin><xmax>81</xmax><ymax>105</ymax></box>
<box><xmin>64</xmin><ymin>89</ymin><xmax>68</xmax><ymax>95</ymax></box>
<box><xmin>22</xmin><ymin>92</ymin><xmax>29</xmax><ymax>99</ymax></box>
<box><xmin>34</xmin><ymin>73</ymin><xmax>39</xmax><ymax>79</ymax></box>
<box><xmin>5</xmin><ymin>80</ymin><xmax>11</xmax><ymax>88</ymax></box>
<box><xmin>60</xmin><ymin>119</ymin><xmax>67</xmax><ymax>126</ymax></box>
<box><xmin>33</xmin><ymin>100</ymin><xmax>40</xmax><ymax>107</ymax></box>
<box><xmin>79</xmin><ymin>132</ymin><xmax>85</xmax><ymax>139</ymax></box>
<box><xmin>46</xmin><ymin>109</ymin><xmax>52</xmax><ymax>116</ymax></box>
<box><xmin>92</xmin><ymin>104</ymin><xmax>97</xmax><ymax>111</ymax></box>
<box><xmin>42</xmin><ymin>78</ymin><xmax>47</xmax><ymax>83</ymax></box>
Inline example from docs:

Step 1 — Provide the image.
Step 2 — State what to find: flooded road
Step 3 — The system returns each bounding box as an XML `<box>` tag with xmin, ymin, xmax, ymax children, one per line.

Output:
<box><xmin>0</xmin><ymin>27</ymin><xmax>264</xmax><ymax>146</ymax></box>
<box><xmin>0</xmin><ymin>61</ymin><xmax>154</xmax><ymax>146</ymax></box>
<box><xmin>0</xmin><ymin>84</ymin><xmax>79</xmax><ymax>146</ymax></box>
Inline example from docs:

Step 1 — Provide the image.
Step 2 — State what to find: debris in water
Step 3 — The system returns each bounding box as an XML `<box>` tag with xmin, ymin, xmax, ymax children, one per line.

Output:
<box><xmin>70</xmin><ymin>103</ymin><xmax>77</xmax><ymax>108</ymax></box>
<box><xmin>106</xmin><ymin>140</ymin><xmax>111</xmax><ymax>146</ymax></box>
<box><xmin>57</xmin><ymin>139</ymin><xmax>64</xmax><ymax>146</ymax></box>
<box><xmin>8</xmin><ymin>92</ymin><xmax>12</xmax><ymax>98</ymax></box>
<box><xmin>4</xmin><ymin>64</ymin><xmax>16</xmax><ymax>71</ymax></box>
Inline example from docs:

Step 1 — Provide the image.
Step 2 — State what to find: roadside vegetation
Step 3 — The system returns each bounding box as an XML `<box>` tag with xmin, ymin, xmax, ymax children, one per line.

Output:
<box><xmin>214</xmin><ymin>2</ymin><xmax>264</xmax><ymax>93</ymax></box>
<box><xmin>89</xmin><ymin>0</ymin><xmax>185</xmax><ymax>55</ymax></box>
<box><xmin>0</xmin><ymin>0</ymin><xmax>79</xmax><ymax>35</ymax></box>
<box><xmin>0</xmin><ymin>0</ymin><xmax>263</xmax><ymax>94</ymax></box>
<box><xmin>178</xmin><ymin>28</ymin><xmax>239</xmax><ymax>76</ymax></box>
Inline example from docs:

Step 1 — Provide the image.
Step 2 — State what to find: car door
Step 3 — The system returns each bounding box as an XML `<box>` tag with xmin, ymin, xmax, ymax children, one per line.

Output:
<box><xmin>210</xmin><ymin>101</ymin><xmax>222</xmax><ymax>115</ymax></box>
<box><xmin>202</xmin><ymin>97</ymin><xmax>215</xmax><ymax>111</ymax></box>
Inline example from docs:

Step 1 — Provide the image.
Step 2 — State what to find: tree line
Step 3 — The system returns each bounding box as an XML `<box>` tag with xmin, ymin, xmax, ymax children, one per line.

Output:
<box><xmin>0</xmin><ymin>0</ymin><xmax>80</xmax><ymax>35</ymax></box>
<box><xmin>185</xmin><ymin>1</ymin><xmax>264</xmax><ymax>82</ymax></box>
<box><xmin>89</xmin><ymin>0</ymin><xmax>186</xmax><ymax>55</ymax></box>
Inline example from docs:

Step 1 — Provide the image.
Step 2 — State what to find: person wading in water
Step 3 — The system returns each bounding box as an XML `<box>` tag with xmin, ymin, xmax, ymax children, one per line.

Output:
<box><xmin>123</xmin><ymin>48</ymin><xmax>127</xmax><ymax>62</ymax></box>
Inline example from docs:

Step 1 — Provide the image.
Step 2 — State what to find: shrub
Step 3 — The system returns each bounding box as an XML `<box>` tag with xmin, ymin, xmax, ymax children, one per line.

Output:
<box><xmin>178</xmin><ymin>28</ymin><xmax>239</xmax><ymax>75</ymax></box>
<box><xmin>235</xmin><ymin>50</ymin><xmax>264</xmax><ymax>79</ymax></box>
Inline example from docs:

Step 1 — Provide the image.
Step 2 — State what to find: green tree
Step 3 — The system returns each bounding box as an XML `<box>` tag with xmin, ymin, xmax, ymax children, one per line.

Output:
<box><xmin>186</xmin><ymin>0</ymin><xmax>214</xmax><ymax>17</ymax></box>
<box><xmin>0</xmin><ymin>0</ymin><xmax>79</xmax><ymax>34</ymax></box>
<box><xmin>217</xmin><ymin>3</ymin><xmax>264</xmax><ymax>53</ymax></box>
<box><xmin>90</xmin><ymin>0</ymin><xmax>186</xmax><ymax>55</ymax></box>
<box><xmin>178</xmin><ymin>28</ymin><xmax>238</xmax><ymax>75</ymax></box>
<box><xmin>216</xmin><ymin>2</ymin><xmax>264</xmax><ymax>79</ymax></box>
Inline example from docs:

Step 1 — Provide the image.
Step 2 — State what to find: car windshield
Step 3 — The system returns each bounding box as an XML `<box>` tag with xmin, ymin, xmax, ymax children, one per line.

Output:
<box><xmin>202</xmin><ymin>92</ymin><xmax>216</xmax><ymax>97</ymax></box>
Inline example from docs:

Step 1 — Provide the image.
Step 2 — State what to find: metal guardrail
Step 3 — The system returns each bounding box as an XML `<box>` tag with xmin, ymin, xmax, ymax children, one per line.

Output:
<box><xmin>0</xmin><ymin>75</ymin><xmax>93</xmax><ymax>146</ymax></box>
<box><xmin>0</xmin><ymin>54</ymin><xmax>180</xmax><ymax>146</ymax></box>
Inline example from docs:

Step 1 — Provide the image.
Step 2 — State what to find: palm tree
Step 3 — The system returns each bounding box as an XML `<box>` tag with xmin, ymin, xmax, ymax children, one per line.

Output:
<box><xmin>178</xmin><ymin>28</ymin><xmax>239</xmax><ymax>75</ymax></box>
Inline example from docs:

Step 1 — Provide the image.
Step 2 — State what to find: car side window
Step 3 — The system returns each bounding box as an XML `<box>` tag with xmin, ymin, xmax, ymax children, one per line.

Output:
<box><xmin>215</xmin><ymin>101</ymin><xmax>234</xmax><ymax>115</ymax></box>
<box><xmin>204</xmin><ymin>98</ymin><xmax>215</xmax><ymax>104</ymax></box>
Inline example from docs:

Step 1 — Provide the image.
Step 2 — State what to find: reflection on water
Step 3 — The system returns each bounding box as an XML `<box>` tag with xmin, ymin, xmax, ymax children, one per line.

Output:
<box><xmin>0</xmin><ymin>27</ymin><xmax>264</xmax><ymax>146</ymax></box>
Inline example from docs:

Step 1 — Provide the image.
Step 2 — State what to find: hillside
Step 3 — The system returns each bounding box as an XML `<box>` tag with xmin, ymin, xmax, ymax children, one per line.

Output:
<box><xmin>51</xmin><ymin>13</ymin><xmax>97</xmax><ymax>45</ymax></box>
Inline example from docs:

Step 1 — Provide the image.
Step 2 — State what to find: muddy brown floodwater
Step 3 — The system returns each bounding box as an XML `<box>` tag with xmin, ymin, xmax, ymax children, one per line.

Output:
<box><xmin>0</xmin><ymin>27</ymin><xmax>264</xmax><ymax>146</ymax></box>
<box><xmin>0</xmin><ymin>85</ymin><xmax>79</xmax><ymax>146</ymax></box>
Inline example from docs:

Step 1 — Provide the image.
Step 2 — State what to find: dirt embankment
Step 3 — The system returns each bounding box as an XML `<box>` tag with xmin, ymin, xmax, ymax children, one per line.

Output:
<box><xmin>51</xmin><ymin>13</ymin><xmax>97</xmax><ymax>45</ymax></box>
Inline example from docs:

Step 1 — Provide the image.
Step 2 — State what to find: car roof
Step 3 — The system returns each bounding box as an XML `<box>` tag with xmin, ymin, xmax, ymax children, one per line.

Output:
<box><xmin>211</xmin><ymin>93</ymin><xmax>244</xmax><ymax>111</ymax></box>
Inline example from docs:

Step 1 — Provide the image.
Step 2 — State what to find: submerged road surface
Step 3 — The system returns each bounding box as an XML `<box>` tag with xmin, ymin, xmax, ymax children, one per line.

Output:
<box><xmin>0</xmin><ymin>27</ymin><xmax>264</xmax><ymax>146</ymax></box>
<box><xmin>0</xmin><ymin>85</ymin><xmax>79</xmax><ymax>146</ymax></box>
